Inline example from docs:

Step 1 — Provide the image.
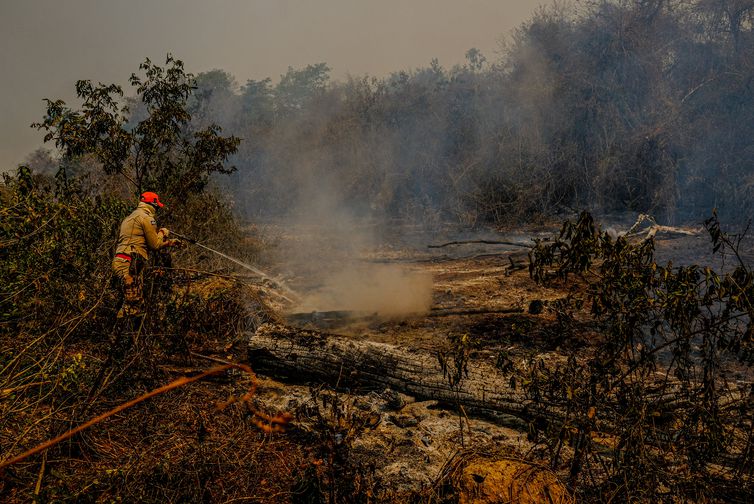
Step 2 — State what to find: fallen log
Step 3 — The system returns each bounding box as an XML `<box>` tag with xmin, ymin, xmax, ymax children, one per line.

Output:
<box><xmin>428</xmin><ymin>239</ymin><xmax>532</xmax><ymax>249</ymax></box>
<box><xmin>246</xmin><ymin>324</ymin><xmax>750</xmax><ymax>472</ymax></box>
<box><xmin>249</xmin><ymin>325</ymin><xmax>736</xmax><ymax>425</ymax></box>
<box><xmin>248</xmin><ymin>323</ymin><xmax>535</xmax><ymax>420</ymax></box>
<box><xmin>428</xmin><ymin>306</ymin><xmax>524</xmax><ymax>317</ymax></box>
<box><xmin>624</xmin><ymin>213</ymin><xmax>702</xmax><ymax>240</ymax></box>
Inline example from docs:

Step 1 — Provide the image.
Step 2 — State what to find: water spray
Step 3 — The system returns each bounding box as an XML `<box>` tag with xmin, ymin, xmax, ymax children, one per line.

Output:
<box><xmin>171</xmin><ymin>231</ymin><xmax>301</xmax><ymax>302</ymax></box>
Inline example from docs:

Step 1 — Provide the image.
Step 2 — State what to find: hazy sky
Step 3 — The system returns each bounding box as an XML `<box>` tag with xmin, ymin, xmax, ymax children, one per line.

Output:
<box><xmin>1</xmin><ymin>0</ymin><xmax>541</xmax><ymax>170</ymax></box>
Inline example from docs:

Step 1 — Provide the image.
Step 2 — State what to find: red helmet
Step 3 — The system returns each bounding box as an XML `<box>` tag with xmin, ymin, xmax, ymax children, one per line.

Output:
<box><xmin>140</xmin><ymin>191</ymin><xmax>164</xmax><ymax>208</ymax></box>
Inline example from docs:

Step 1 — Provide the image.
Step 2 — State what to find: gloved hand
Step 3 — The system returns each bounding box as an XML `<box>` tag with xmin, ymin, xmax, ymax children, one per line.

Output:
<box><xmin>164</xmin><ymin>239</ymin><xmax>184</xmax><ymax>248</ymax></box>
<box><xmin>159</xmin><ymin>227</ymin><xmax>170</xmax><ymax>238</ymax></box>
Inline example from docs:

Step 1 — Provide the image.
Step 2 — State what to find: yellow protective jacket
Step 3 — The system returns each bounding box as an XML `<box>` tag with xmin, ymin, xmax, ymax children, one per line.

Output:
<box><xmin>114</xmin><ymin>202</ymin><xmax>168</xmax><ymax>260</ymax></box>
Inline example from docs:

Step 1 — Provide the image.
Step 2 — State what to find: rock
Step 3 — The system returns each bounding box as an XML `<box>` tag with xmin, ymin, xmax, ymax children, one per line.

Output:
<box><xmin>389</xmin><ymin>414</ymin><xmax>420</xmax><ymax>428</ymax></box>
<box><xmin>380</xmin><ymin>388</ymin><xmax>406</xmax><ymax>410</ymax></box>
<box><xmin>528</xmin><ymin>299</ymin><xmax>544</xmax><ymax>315</ymax></box>
<box><xmin>354</xmin><ymin>394</ymin><xmax>380</xmax><ymax>411</ymax></box>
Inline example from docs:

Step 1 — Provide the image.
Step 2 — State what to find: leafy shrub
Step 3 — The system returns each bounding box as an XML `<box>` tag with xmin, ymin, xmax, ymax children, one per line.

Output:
<box><xmin>525</xmin><ymin>211</ymin><xmax>754</xmax><ymax>501</ymax></box>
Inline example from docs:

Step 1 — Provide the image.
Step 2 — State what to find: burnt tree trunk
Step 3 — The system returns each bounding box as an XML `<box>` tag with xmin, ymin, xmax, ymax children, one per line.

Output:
<box><xmin>248</xmin><ymin>323</ymin><xmax>540</xmax><ymax>420</ymax></box>
<box><xmin>248</xmin><ymin>324</ymin><xmax>739</xmax><ymax>453</ymax></box>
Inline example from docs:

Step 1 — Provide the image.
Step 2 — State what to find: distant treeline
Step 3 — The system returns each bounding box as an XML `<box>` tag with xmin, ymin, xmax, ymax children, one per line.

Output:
<box><xmin>30</xmin><ymin>0</ymin><xmax>754</xmax><ymax>224</ymax></box>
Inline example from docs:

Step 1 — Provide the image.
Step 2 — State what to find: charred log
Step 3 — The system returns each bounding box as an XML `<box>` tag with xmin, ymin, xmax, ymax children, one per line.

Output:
<box><xmin>248</xmin><ymin>323</ymin><xmax>539</xmax><ymax>421</ymax></box>
<box><xmin>428</xmin><ymin>239</ymin><xmax>532</xmax><ymax>249</ymax></box>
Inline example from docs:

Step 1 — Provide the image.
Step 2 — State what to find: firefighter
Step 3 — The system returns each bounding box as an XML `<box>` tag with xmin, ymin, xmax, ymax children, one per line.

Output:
<box><xmin>112</xmin><ymin>191</ymin><xmax>181</xmax><ymax>317</ymax></box>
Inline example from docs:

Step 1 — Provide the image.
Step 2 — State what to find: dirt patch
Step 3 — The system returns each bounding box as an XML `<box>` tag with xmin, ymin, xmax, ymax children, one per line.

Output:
<box><xmin>283</xmin><ymin>251</ymin><xmax>577</xmax><ymax>355</ymax></box>
<box><xmin>458</xmin><ymin>457</ymin><xmax>574</xmax><ymax>504</ymax></box>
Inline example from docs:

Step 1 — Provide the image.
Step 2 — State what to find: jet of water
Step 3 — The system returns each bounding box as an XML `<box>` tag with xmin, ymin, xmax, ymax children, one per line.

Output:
<box><xmin>172</xmin><ymin>232</ymin><xmax>301</xmax><ymax>302</ymax></box>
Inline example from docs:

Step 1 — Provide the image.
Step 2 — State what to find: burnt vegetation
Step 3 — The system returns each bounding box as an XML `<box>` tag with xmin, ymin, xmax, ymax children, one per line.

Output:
<box><xmin>2</xmin><ymin>0</ymin><xmax>754</xmax><ymax>502</ymax></box>
<box><xmin>526</xmin><ymin>211</ymin><xmax>754</xmax><ymax>501</ymax></box>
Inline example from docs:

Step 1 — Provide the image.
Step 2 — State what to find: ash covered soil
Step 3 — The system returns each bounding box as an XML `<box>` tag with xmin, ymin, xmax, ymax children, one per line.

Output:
<box><xmin>264</xmin><ymin>217</ymin><xmax>736</xmax><ymax>351</ymax></box>
<box><xmin>231</xmin><ymin>218</ymin><xmax>746</xmax><ymax>501</ymax></box>
<box><xmin>243</xmin><ymin>223</ymin><xmax>577</xmax><ymax>501</ymax></box>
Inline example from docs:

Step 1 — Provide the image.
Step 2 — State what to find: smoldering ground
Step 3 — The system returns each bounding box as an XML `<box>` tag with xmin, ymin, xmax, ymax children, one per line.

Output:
<box><xmin>269</xmin><ymin>171</ymin><xmax>433</xmax><ymax>318</ymax></box>
<box><xmin>295</xmin><ymin>264</ymin><xmax>432</xmax><ymax>316</ymax></box>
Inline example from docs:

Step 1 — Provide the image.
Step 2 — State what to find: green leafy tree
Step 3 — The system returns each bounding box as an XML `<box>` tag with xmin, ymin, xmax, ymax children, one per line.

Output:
<box><xmin>464</xmin><ymin>47</ymin><xmax>487</xmax><ymax>72</ymax></box>
<box><xmin>188</xmin><ymin>69</ymin><xmax>239</xmax><ymax>130</ymax></box>
<box><xmin>33</xmin><ymin>55</ymin><xmax>240</xmax><ymax>202</ymax></box>
<box><xmin>274</xmin><ymin>63</ymin><xmax>331</xmax><ymax>116</ymax></box>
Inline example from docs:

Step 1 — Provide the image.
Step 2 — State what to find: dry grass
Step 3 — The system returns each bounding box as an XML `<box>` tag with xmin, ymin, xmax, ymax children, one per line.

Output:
<box><xmin>2</xmin><ymin>380</ymin><xmax>305</xmax><ymax>503</ymax></box>
<box><xmin>0</xmin><ymin>271</ymin><xmax>300</xmax><ymax>503</ymax></box>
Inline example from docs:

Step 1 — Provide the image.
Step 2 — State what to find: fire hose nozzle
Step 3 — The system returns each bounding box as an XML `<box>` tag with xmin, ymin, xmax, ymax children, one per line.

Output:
<box><xmin>170</xmin><ymin>231</ymin><xmax>197</xmax><ymax>244</ymax></box>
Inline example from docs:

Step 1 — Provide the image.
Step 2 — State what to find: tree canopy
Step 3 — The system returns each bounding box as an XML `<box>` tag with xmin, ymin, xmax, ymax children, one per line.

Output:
<box><xmin>33</xmin><ymin>55</ymin><xmax>240</xmax><ymax>204</ymax></box>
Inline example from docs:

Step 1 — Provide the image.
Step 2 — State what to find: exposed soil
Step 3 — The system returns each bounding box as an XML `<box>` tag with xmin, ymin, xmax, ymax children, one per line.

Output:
<box><xmin>223</xmin><ymin>223</ymin><xmax>602</xmax><ymax>499</ymax></box>
<box><xmin>234</xmin><ymin>219</ymin><xmax>754</xmax><ymax>501</ymax></box>
<box><xmin>220</xmin><ymin>224</ymin><xmax>587</xmax><ymax>500</ymax></box>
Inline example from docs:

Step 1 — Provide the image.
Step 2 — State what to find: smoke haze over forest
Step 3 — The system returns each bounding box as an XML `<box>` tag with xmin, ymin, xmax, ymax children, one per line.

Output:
<box><xmin>6</xmin><ymin>0</ymin><xmax>754</xmax><ymax>224</ymax></box>
<box><xmin>0</xmin><ymin>0</ymin><xmax>538</xmax><ymax>170</ymax></box>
